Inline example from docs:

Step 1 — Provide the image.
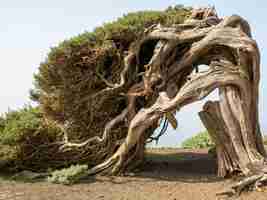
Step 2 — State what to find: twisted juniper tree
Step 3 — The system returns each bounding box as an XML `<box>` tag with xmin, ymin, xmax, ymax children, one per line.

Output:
<box><xmin>33</xmin><ymin>6</ymin><xmax>267</xmax><ymax>193</ymax></box>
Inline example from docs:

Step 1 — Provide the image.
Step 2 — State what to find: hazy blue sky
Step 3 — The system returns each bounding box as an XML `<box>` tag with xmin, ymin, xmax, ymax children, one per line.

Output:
<box><xmin>1</xmin><ymin>0</ymin><xmax>267</xmax><ymax>146</ymax></box>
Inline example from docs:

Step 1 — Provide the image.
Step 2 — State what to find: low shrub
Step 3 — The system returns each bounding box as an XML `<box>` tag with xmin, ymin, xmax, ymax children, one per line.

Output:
<box><xmin>0</xmin><ymin>106</ymin><xmax>61</xmax><ymax>145</ymax></box>
<box><xmin>181</xmin><ymin>131</ymin><xmax>214</xmax><ymax>149</ymax></box>
<box><xmin>0</xmin><ymin>106</ymin><xmax>62</xmax><ymax>171</ymax></box>
<box><xmin>47</xmin><ymin>164</ymin><xmax>88</xmax><ymax>185</ymax></box>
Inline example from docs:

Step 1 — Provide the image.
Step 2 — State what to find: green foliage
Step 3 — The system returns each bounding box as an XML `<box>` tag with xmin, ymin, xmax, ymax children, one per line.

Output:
<box><xmin>0</xmin><ymin>144</ymin><xmax>17</xmax><ymax>168</ymax></box>
<box><xmin>32</xmin><ymin>5</ymin><xmax>192</xmax><ymax>141</ymax></box>
<box><xmin>0</xmin><ymin>106</ymin><xmax>62</xmax><ymax>171</ymax></box>
<box><xmin>44</xmin><ymin>5</ymin><xmax>191</xmax><ymax>52</ymax></box>
<box><xmin>0</xmin><ymin>106</ymin><xmax>61</xmax><ymax>145</ymax></box>
<box><xmin>0</xmin><ymin>106</ymin><xmax>41</xmax><ymax>145</ymax></box>
<box><xmin>47</xmin><ymin>164</ymin><xmax>88</xmax><ymax>185</ymax></box>
<box><xmin>181</xmin><ymin>131</ymin><xmax>214</xmax><ymax>149</ymax></box>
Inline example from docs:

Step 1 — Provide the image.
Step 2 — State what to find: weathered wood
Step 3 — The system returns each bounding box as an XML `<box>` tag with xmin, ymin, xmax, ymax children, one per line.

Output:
<box><xmin>199</xmin><ymin>101</ymin><xmax>238</xmax><ymax>177</ymax></box>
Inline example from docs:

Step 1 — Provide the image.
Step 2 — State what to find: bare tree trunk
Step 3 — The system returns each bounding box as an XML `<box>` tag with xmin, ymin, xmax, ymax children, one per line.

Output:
<box><xmin>199</xmin><ymin>96</ymin><xmax>265</xmax><ymax>178</ymax></box>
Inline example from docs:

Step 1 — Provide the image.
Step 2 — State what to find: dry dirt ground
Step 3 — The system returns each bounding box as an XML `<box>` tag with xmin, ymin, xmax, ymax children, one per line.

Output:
<box><xmin>0</xmin><ymin>148</ymin><xmax>266</xmax><ymax>200</ymax></box>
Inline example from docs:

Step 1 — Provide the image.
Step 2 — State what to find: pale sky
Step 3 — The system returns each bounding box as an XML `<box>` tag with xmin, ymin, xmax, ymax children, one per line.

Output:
<box><xmin>1</xmin><ymin>0</ymin><xmax>267</xmax><ymax>146</ymax></box>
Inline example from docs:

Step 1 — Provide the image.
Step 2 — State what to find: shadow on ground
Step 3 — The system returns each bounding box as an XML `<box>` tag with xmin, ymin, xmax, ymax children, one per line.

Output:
<box><xmin>139</xmin><ymin>148</ymin><xmax>221</xmax><ymax>183</ymax></box>
<box><xmin>90</xmin><ymin>148</ymin><xmax>223</xmax><ymax>185</ymax></box>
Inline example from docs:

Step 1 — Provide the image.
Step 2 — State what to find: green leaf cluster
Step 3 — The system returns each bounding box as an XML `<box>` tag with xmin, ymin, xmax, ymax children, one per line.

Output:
<box><xmin>47</xmin><ymin>164</ymin><xmax>88</xmax><ymax>185</ymax></box>
<box><xmin>181</xmin><ymin>131</ymin><xmax>214</xmax><ymax>149</ymax></box>
<box><xmin>0</xmin><ymin>106</ymin><xmax>61</xmax><ymax>146</ymax></box>
<box><xmin>0</xmin><ymin>106</ymin><xmax>62</xmax><ymax>171</ymax></box>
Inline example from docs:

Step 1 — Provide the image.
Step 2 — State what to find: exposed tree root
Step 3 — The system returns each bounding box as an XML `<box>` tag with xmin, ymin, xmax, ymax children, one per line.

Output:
<box><xmin>217</xmin><ymin>173</ymin><xmax>267</xmax><ymax>197</ymax></box>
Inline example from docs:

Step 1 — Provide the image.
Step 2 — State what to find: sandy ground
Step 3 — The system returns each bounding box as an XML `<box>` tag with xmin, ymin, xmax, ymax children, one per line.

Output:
<box><xmin>0</xmin><ymin>148</ymin><xmax>266</xmax><ymax>200</ymax></box>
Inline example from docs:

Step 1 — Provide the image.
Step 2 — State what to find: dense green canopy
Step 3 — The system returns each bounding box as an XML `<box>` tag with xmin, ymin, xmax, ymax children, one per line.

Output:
<box><xmin>33</xmin><ymin>6</ymin><xmax>191</xmax><ymax>142</ymax></box>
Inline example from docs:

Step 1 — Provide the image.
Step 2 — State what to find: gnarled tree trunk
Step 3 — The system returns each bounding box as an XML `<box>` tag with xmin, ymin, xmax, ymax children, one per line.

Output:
<box><xmin>37</xmin><ymin>7</ymin><xmax>266</xmax><ymax>194</ymax></box>
<box><xmin>83</xmin><ymin>7</ymin><xmax>267</xmax><ymax>193</ymax></box>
